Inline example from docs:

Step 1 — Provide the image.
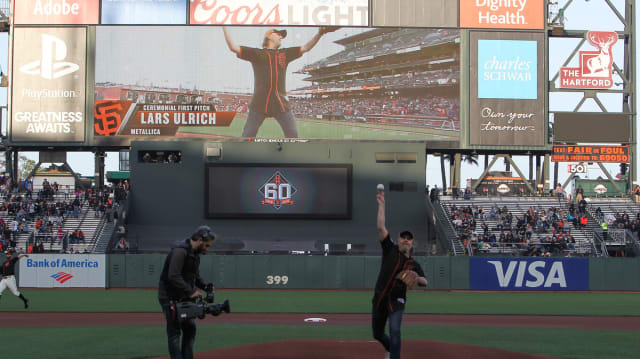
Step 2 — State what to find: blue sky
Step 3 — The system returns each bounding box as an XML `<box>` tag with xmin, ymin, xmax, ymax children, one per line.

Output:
<box><xmin>0</xmin><ymin>0</ymin><xmax>634</xmax><ymax>193</ymax></box>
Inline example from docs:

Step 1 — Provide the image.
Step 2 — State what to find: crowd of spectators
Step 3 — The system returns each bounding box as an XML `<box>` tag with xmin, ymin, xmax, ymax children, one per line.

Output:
<box><xmin>0</xmin><ymin>174</ymin><xmax>128</xmax><ymax>254</ymax></box>
<box><xmin>448</xmin><ymin>203</ymin><xmax>580</xmax><ymax>256</ymax></box>
<box><xmin>291</xmin><ymin>94</ymin><xmax>459</xmax><ymax>122</ymax></box>
<box><xmin>310</xmin><ymin>29</ymin><xmax>459</xmax><ymax>69</ymax></box>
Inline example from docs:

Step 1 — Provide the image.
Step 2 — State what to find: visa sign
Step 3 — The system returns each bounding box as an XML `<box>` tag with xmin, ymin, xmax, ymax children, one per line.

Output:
<box><xmin>470</xmin><ymin>258</ymin><xmax>589</xmax><ymax>291</ymax></box>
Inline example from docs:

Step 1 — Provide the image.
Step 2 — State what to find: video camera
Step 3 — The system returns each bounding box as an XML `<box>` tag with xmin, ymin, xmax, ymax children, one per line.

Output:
<box><xmin>175</xmin><ymin>284</ymin><xmax>230</xmax><ymax>321</ymax></box>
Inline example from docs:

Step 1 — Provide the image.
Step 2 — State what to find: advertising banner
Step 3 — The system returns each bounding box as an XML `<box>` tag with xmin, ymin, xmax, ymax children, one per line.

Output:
<box><xmin>460</xmin><ymin>0</ymin><xmax>544</xmax><ymax>29</ymax></box>
<box><xmin>469</xmin><ymin>31</ymin><xmax>544</xmax><ymax>146</ymax></box>
<box><xmin>205</xmin><ymin>164</ymin><xmax>352</xmax><ymax>219</ymax></box>
<box><xmin>559</xmin><ymin>31</ymin><xmax>619</xmax><ymax>89</ymax></box>
<box><xmin>19</xmin><ymin>254</ymin><xmax>106</xmax><ymax>288</ymax></box>
<box><xmin>552</xmin><ymin>145</ymin><xmax>630</xmax><ymax>163</ymax></box>
<box><xmin>189</xmin><ymin>0</ymin><xmax>368</xmax><ymax>26</ymax></box>
<box><xmin>469</xmin><ymin>257</ymin><xmax>589</xmax><ymax>291</ymax></box>
<box><xmin>95</xmin><ymin>26</ymin><xmax>460</xmax><ymax>144</ymax></box>
<box><xmin>11</xmin><ymin>27</ymin><xmax>86</xmax><ymax>143</ymax></box>
<box><xmin>14</xmin><ymin>0</ymin><xmax>100</xmax><ymax>24</ymax></box>
<box><xmin>102</xmin><ymin>0</ymin><xmax>188</xmax><ymax>24</ymax></box>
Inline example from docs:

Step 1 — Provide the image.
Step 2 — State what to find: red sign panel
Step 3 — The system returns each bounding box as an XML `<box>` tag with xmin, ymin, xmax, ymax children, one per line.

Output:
<box><xmin>14</xmin><ymin>0</ymin><xmax>100</xmax><ymax>25</ymax></box>
<box><xmin>552</xmin><ymin>145</ymin><xmax>629</xmax><ymax>163</ymax></box>
<box><xmin>559</xmin><ymin>31</ymin><xmax>618</xmax><ymax>89</ymax></box>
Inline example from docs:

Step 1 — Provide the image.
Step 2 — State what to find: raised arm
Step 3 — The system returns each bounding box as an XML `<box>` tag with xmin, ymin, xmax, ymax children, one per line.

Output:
<box><xmin>301</xmin><ymin>27</ymin><xmax>338</xmax><ymax>54</ymax></box>
<box><xmin>222</xmin><ymin>26</ymin><xmax>241</xmax><ymax>55</ymax></box>
<box><xmin>377</xmin><ymin>191</ymin><xmax>389</xmax><ymax>242</ymax></box>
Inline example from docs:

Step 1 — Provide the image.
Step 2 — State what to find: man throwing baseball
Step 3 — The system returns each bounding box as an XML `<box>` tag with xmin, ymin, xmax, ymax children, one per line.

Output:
<box><xmin>373</xmin><ymin>188</ymin><xmax>427</xmax><ymax>359</ymax></box>
<box><xmin>222</xmin><ymin>26</ymin><xmax>337</xmax><ymax>138</ymax></box>
<box><xmin>0</xmin><ymin>249</ymin><xmax>29</xmax><ymax>309</ymax></box>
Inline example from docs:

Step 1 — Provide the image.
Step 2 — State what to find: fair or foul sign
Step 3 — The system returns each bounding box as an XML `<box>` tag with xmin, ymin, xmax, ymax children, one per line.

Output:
<box><xmin>559</xmin><ymin>31</ymin><xmax>618</xmax><ymax>89</ymax></box>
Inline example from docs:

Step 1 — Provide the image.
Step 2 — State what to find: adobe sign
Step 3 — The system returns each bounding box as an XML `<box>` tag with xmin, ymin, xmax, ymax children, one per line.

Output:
<box><xmin>14</xmin><ymin>0</ymin><xmax>100</xmax><ymax>25</ymax></box>
<box><xmin>460</xmin><ymin>0</ymin><xmax>544</xmax><ymax>30</ymax></box>
<box><xmin>559</xmin><ymin>31</ymin><xmax>618</xmax><ymax>89</ymax></box>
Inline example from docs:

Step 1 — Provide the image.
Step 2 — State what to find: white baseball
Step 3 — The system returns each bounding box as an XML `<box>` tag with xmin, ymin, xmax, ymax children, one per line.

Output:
<box><xmin>377</xmin><ymin>184</ymin><xmax>384</xmax><ymax>191</ymax></box>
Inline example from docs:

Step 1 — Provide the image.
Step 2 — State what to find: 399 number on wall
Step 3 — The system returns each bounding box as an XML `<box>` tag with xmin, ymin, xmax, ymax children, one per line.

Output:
<box><xmin>266</xmin><ymin>275</ymin><xmax>289</xmax><ymax>285</ymax></box>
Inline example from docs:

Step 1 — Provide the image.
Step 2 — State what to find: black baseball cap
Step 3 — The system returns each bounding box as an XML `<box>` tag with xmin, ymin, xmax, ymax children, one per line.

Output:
<box><xmin>265</xmin><ymin>29</ymin><xmax>287</xmax><ymax>39</ymax></box>
<box><xmin>192</xmin><ymin>225</ymin><xmax>216</xmax><ymax>242</ymax></box>
<box><xmin>399</xmin><ymin>230</ymin><xmax>414</xmax><ymax>240</ymax></box>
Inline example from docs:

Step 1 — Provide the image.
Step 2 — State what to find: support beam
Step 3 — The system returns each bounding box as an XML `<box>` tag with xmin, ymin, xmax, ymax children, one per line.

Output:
<box><xmin>471</xmin><ymin>155</ymin><xmax>500</xmax><ymax>192</ymax></box>
<box><xmin>504</xmin><ymin>155</ymin><xmax>536</xmax><ymax>195</ymax></box>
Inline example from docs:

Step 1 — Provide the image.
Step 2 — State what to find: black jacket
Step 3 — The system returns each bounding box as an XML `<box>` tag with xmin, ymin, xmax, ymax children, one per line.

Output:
<box><xmin>158</xmin><ymin>239</ymin><xmax>206</xmax><ymax>304</ymax></box>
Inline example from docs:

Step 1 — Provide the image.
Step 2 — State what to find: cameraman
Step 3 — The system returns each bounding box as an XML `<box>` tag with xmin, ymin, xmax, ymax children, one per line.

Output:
<box><xmin>158</xmin><ymin>226</ymin><xmax>216</xmax><ymax>359</ymax></box>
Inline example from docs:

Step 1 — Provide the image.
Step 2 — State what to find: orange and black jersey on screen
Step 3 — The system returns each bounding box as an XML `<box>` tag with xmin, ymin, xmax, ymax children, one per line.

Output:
<box><xmin>372</xmin><ymin>235</ymin><xmax>424</xmax><ymax>312</ymax></box>
<box><xmin>238</xmin><ymin>46</ymin><xmax>302</xmax><ymax>115</ymax></box>
<box><xmin>1</xmin><ymin>257</ymin><xmax>19</xmax><ymax>276</ymax></box>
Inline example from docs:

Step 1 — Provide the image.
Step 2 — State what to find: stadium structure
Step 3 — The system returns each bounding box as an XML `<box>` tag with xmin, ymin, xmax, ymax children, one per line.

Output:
<box><xmin>289</xmin><ymin>28</ymin><xmax>460</xmax><ymax>131</ymax></box>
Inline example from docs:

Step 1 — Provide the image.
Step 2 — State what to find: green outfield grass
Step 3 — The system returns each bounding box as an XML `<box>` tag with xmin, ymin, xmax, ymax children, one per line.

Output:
<box><xmin>2</xmin><ymin>289</ymin><xmax>639</xmax><ymax>358</ymax></box>
<box><xmin>178</xmin><ymin>114</ymin><xmax>459</xmax><ymax>141</ymax></box>
<box><xmin>1</xmin><ymin>289</ymin><xmax>639</xmax><ymax>316</ymax></box>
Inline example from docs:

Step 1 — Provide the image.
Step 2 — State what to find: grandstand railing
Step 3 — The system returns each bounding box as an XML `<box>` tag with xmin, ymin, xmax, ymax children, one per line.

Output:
<box><xmin>430</xmin><ymin>198</ymin><xmax>463</xmax><ymax>255</ymax></box>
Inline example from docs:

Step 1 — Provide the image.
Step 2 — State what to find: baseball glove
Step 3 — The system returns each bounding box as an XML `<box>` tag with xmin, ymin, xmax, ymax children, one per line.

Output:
<box><xmin>319</xmin><ymin>26</ymin><xmax>341</xmax><ymax>35</ymax></box>
<box><xmin>396</xmin><ymin>270</ymin><xmax>419</xmax><ymax>288</ymax></box>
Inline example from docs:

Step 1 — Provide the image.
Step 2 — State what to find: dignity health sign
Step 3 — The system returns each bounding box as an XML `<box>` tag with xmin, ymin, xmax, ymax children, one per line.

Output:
<box><xmin>470</xmin><ymin>257</ymin><xmax>589</xmax><ymax>291</ymax></box>
<box><xmin>460</xmin><ymin>0</ymin><xmax>544</xmax><ymax>29</ymax></box>
<box><xmin>19</xmin><ymin>254</ymin><xmax>106</xmax><ymax>288</ymax></box>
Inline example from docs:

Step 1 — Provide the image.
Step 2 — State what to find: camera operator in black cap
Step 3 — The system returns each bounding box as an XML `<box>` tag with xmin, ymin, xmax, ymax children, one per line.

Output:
<box><xmin>158</xmin><ymin>225</ymin><xmax>216</xmax><ymax>359</ymax></box>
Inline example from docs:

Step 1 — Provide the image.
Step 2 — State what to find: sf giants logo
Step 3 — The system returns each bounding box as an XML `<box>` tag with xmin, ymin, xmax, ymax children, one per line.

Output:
<box><xmin>259</xmin><ymin>171</ymin><xmax>297</xmax><ymax>209</ymax></box>
<box><xmin>94</xmin><ymin>100</ymin><xmax>130</xmax><ymax>136</ymax></box>
<box><xmin>277</xmin><ymin>52</ymin><xmax>286</xmax><ymax>68</ymax></box>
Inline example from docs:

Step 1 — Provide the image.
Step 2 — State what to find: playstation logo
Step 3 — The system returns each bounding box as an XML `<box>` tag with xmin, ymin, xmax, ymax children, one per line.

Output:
<box><xmin>20</xmin><ymin>34</ymin><xmax>80</xmax><ymax>80</ymax></box>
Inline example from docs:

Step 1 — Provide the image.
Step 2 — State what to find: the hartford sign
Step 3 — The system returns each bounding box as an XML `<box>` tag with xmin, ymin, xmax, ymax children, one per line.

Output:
<box><xmin>470</xmin><ymin>257</ymin><xmax>589</xmax><ymax>291</ymax></box>
<box><xmin>559</xmin><ymin>31</ymin><xmax>619</xmax><ymax>89</ymax></box>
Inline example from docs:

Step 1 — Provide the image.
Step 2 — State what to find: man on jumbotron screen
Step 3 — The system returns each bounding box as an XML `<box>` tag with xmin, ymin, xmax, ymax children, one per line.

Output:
<box><xmin>222</xmin><ymin>26</ymin><xmax>338</xmax><ymax>138</ymax></box>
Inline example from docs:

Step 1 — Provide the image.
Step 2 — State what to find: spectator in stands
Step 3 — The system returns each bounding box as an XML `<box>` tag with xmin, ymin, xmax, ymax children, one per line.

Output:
<box><xmin>555</xmin><ymin>183</ymin><xmax>564</xmax><ymax>199</ymax></box>
<box><xmin>452</xmin><ymin>185</ymin><xmax>459</xmax><ymax>200</ymax></box>
<box><xmin>222</xmin><ymin>26</ymin><xmax>335</xmax><ymax>138</ymax></box>
<box><xmin>430</xmin><ymin>185</ymin><xmax>439</xmax><ymax>202</ymax></box>
<box><xmin>116</xmin><ymin>237</ymin><xmax>129</xmax><ymax>251</ymax></box>
<box><xmin>78</xmin><ymin>231</ymin><xmax>85</xmax><ymax>244</ymax></box>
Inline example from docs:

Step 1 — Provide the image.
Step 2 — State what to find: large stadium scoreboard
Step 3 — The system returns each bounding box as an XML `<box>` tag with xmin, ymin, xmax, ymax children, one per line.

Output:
<box><xmin>5</xmin><ymin>0</ymin><xmax>632</xmax><ymax>156</ymax></box>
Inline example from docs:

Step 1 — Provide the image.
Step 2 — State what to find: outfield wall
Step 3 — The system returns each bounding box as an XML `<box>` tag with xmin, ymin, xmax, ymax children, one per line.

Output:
<box><xmin>105</xmin><ymin>255</ymin><xmax>640</xmax><ymax>291</ymax></box>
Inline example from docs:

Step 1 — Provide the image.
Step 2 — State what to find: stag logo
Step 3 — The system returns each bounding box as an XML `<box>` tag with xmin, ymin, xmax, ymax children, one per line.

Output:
<box><xmin>583</xmin><ymin>32</ymin><xmax>618</xmax><ymax>78</ymax></box>
<box><xmin>559</xmin><ymin>31</ymin><xmax>618</xmax><ymax>89</ymax></box>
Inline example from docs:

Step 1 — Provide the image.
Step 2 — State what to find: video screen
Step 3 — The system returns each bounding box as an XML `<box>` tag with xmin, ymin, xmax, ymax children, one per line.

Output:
<box><xmin>94</xmin><ymin>26</ymin><xmax>460</xmax><ymax>144</ymax></box>
<box><xmin>205</xmin><ymin>164</ymin><xmax>352</xmax><ymax>219</ymax></box>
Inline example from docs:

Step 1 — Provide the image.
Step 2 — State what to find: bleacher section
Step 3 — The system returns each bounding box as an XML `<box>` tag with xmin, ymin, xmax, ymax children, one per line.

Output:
<box><xmin>586</xmin><ymin>198</ymin><xmax>640</xmax><ymax>256</ymax></box>
<box><xmin>438</xmin><ymin>196</ymin><xmax>597</xmax><ymax>257</ymax></box>
<box><xmin>0</xmin><ymin>192</ymin><xmax>111</xmax><ymax>254</ymax></box>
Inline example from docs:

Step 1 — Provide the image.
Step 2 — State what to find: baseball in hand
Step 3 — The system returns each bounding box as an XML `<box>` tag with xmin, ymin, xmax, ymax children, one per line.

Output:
<box><xmin>377</xmin><ymin>184</ymin><xmax>384</xmax><ymax>192</ymax></box>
